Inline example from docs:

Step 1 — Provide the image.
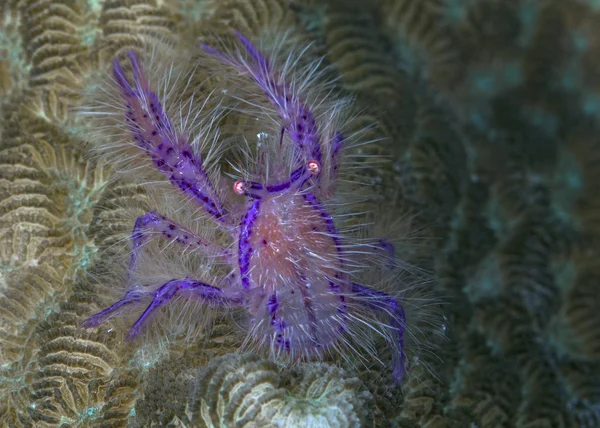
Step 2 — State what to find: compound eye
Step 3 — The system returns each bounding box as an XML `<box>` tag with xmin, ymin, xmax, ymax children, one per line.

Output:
<box><xmin>307</xmin><ymin>160</ymin><xmax>320</xmax><ymax>175</ymax></box>
<box><xmin>233</xmin><ymin>180</ymin><xmax>247</xmax><ymax>195</ymax></box>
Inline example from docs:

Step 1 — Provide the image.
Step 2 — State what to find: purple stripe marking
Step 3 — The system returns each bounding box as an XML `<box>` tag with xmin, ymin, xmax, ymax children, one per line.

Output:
<box><xmin>265</xmin><ymin>165</ymin><xmax>306</xmax><ymax>193</ymax></box>
<box><xmin>148</xmin><ymin>143</ymin><xmax>227</xmax><ymax>221</ymax></box>
<box><xmin>113</xmin><ymin>53</ymin><xmax>229</xmax><ymax>224</ymax></box>
<box><xmin>266</xmin><ymin>178</ymin><xmax>293</xmax><ymax>193</ymax></box>
<box><xmin>112</xmin><ymin>58</ymin><xmax>133</xmax><ymax>96</ymax></box>
<box><xmin>80</xmin><ymin>288</ymin><xmax>143</xmax><ymax>328</ymax></box>
<box><xmin>351</xmin><ymin>282</ymin><xmax>406</xmax><ymax>383</ymax></box>
<box><xmin>238</xmin><ymin>199</ymin><xmax>261</xmax><ymax>289</ymax></box>
<box><xmin>302</xmin><ymin>192</ymin><xmax>348</xmax><ymax>324</ymax></box>
<box><xmin>267</xmin><ymin>293</ymin><xmax>286</xmax><ymax>331</ymax></box>
<box><xmin>266</xmin><ymin>291</ymin><xmax>287</xmax><ymax>338</ymax></box>
<box><xmin>173</xmin><ymin>176</ymin><xmax>227</xmax><ymax>220</ymax></box>
<box><xmin>267</xmin><ymin>293</ymin><xmax>279</xmax><ymax>314</ymax></box>
<box><xmin>127</xmin><ymin>212</ymin><xmax>156</xmax><ymax>277</ymax></box>
<box><xmin>241</xmin><ymin>181</ymin><xmax>264</xmax><ymax>199</ymax></box>
<box><xmin>234</xmin><ymin>30</ymin><xmax>270</xmax><ymax>74</ymax></box>
<box><xmin>302</xmin><ymin>192</ymin><xmax>343</xmax><ymax>255</ymax></box>
<box><xmin>127</xmin><ymin>211</ymin><xmax>228</xmax><ymax>282</ymax></box>
<box><xmin>202</xmin><ymin>37</ymin><xmax>323</xmax><ymax>165</ymax></box>
<box><xmin>332</xmin><ymin>132</ymin><xmax>344</xmax><ymax>156</ymax></box>
<box><xmin>200</xmin><ymin>43</ymin><xmax>233</xmax><ymax>65</ymax></box>
<box><xmin>128</xmin><ymin>51</ymin><xmax>143</xmax><ymax>87</ymax></box>
<box><xmin>127</xmin><ymin>278</ymin><xmax>241</xmax><ymax>341</ymax></box>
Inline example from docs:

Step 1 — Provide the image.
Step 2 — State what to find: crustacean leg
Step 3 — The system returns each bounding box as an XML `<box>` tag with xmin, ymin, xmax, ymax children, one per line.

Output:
<box><xmin>82</xmin><ymin>278</ymin><xmax>242</xmax><ymax>340</ymax></box>
<box><xmin>352</xmin><ymin>282</ymin><xmax>407</xmax><ymax>384</ymax></box>
<box><xmin>126</xmin><ymin>211</ymin><xmax>230</xmax><ymax>282</ymax></box>
<box><xmin>112</xmin><ymin>52</ymin><xmax>230</xmax><ymax>224</ymax></box>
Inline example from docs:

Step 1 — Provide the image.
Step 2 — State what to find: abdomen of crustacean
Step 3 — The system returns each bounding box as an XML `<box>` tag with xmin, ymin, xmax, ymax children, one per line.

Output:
<box><xmin>245</xmin><ymin>192</ymin><xmax>350</xmax><ymax>358</ymax></box>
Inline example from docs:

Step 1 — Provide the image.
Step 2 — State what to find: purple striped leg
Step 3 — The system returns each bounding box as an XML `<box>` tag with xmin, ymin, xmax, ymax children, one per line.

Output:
<box><xmin>113</xmin><ymin>53</ymin><xmax>230</xmax><ymax>224</ymax></box>
<box><xmin>81</xmin><ymin>288</ymin><xmax>145</xmax><ymax>328</ymax></box>
<box><xmin>82</xmin><ymin>278</ymin><xmax>242</xmax><ymax>341</ymax></box>
<box><xmin>202</xmin><ymin>32</ymin><xmax>322</xmax><ymax>165</ymax></box>
<box><xmin>352</xmin><ymin>282</ymin><xmax>407</xmax><ymax>384</ymax></box>
<box><xmin>127</xmin><ymin>211</ymin><xmax>230</xmax><ymax>282</ymax></box>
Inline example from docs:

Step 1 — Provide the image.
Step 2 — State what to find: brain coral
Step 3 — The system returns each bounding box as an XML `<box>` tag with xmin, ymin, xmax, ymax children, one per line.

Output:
<box><xmin>133</xmin><ymin>353</ymin><xmax>372</xmax><ymax>427</ymax></box>
<box><xmin>2</xmin><ymin>0</ymin><xmax>600</xmax><ymax>427</ymax></box>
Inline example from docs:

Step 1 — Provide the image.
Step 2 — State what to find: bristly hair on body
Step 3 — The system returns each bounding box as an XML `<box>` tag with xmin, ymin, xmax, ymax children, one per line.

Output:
<box><xmin>76</xmin><ymin>31</ymin><xmax>438</xmax><ymax>386</ymax></box>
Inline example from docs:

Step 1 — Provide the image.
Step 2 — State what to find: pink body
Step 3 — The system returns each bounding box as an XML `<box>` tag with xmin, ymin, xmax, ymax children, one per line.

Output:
<box><xmin>242</xmin><ymin>192</ymin><xmax>349</xmax><ymax>358</ymax></box>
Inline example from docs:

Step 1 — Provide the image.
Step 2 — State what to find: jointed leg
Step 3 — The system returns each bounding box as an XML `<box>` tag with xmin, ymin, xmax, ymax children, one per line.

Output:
<box><xmin>202</xmin><ymin>33</ymin><xmax>323</xmax><ymax>165</ymax></box>
<box><xmin>113</xmin><ymin>53</ymin><xmax>230</xmax><ymax>224</ymax></box>
<box><xmin>352</xmin><ymin>282</ymin><xmax>407</xmax><ymax>384</ymax></box>
<box><xmin>81</xmin><ymin>288</ymin><xmax>144</xmax><ymax>328</ymax></box>
<box><xmin>82</xmin><ymin>278</ymin><xmax>241</xmax><ymax>340</ymax></box>
<box><xmin>126</xmin><ymin>278</ymin><xmax>240</xmax><ymax>340</ymax></box>
<box><xmin>127</xmin><ymin>211</ymin><xmax>230</xmax><ymax>282</ymax></box>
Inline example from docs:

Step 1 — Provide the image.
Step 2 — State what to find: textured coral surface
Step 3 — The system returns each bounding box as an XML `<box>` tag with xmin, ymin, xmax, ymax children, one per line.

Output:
<box><xmin>1</xmin><ymin>0</ymin><xmax>600</xmax><ymax>427</ymax></box>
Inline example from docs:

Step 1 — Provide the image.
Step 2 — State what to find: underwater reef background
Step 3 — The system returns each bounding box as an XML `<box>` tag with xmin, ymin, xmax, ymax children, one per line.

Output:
<box><xmin>1</xmin><ymin>0</ymin><xmax>600</xmax><ymax>426</ymax></box>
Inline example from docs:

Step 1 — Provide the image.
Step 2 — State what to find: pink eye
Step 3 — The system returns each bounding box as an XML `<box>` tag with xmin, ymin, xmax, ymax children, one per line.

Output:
<box><xmin>307</xmin><ymin>160</ymin><xmax>320</xmax><ymax>175</ymax></box>
<box><xmin>233</xmin><ymin>180</ymin><xmax>247</xmax><ymax>195</ymax></box>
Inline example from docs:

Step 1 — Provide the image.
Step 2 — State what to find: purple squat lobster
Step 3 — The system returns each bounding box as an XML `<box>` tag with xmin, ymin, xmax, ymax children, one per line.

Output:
<box><xmin>82</xmin><ymin>32</ymin><xmax>407</xmax><ymax>383</ymax></box>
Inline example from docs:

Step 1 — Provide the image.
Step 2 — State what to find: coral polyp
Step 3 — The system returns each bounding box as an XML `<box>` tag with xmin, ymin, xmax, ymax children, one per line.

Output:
<box><xmin>80</xmin><ymin>32</ymin><xmax>411</xmax><ymax>383</ymax></box>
